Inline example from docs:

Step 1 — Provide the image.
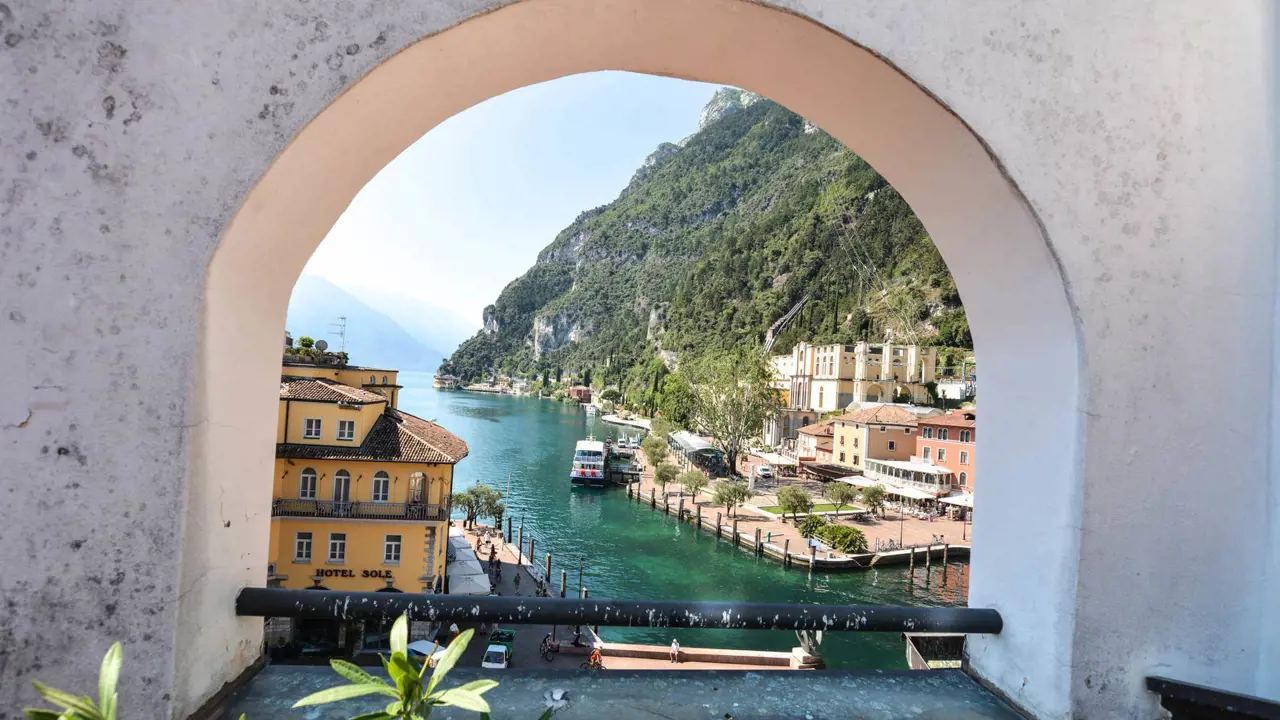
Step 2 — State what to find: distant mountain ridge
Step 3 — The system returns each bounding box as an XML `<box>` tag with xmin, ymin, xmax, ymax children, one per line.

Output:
<box><xmin>442</xmin><ymin>87</ymin><xmax>970</xmax><ymax>390</ymax></box>
<box><xmin>287</xmin><ymin>275</ymin><xmax>448</xmax><ymax>372</ymax></box>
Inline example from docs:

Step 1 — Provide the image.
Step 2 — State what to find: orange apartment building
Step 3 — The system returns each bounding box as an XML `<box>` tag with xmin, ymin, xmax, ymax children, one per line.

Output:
<box><xmin>916</xmin><ymin>410</ymin><xmax>977</xmax><ymax>490</ymax></box>
<box><xmin>831</xmin><ymin>405</ymin><xmax>920</xmax><ymax>471</ymax></box>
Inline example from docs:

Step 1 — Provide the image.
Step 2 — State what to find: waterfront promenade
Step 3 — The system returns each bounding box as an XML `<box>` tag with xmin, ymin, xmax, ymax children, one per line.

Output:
<box><xmin>629</xmin><ymin>460</ymin><xmax>970</xmax><ymax>568</ymax></box>
<box><xmin>454</xmin><ymin>522</ymin><xmax>795</xmax><ymax>670</ymax></box>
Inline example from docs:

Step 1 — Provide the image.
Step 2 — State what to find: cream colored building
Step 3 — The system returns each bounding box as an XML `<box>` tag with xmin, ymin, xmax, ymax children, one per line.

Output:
<box><xmin>772</xmin><ymin>341</ymin><xmax>938</xmax><ymax>412</ymax></box>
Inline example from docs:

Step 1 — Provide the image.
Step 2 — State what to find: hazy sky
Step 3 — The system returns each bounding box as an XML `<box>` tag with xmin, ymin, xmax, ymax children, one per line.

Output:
<box><xmin>302</xmin><ymin>72</ymin><xmax>721</xmax><ymax>327</ymax></box>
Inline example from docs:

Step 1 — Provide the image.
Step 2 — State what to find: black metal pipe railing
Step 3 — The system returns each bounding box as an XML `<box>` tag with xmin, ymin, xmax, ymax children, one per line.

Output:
<box><xmin>236</xmin><ymin>587</ymin><xmax>1002</xmax><ymax>634</ymax></box>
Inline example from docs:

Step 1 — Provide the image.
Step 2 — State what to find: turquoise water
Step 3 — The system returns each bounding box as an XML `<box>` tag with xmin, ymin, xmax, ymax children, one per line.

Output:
<box><xmin>400</xmin><ymin>372</ymin><xmax>968</xmax><ymax>669</ymax></box>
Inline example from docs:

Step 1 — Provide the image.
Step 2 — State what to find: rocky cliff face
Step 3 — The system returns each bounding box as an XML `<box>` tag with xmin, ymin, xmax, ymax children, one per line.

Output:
<box><xmin>530</xmin><ymin>312</ymin><xmax>591</xmax><ymax>358</ymax></box>
<box><xmin>482</xmin><ymin>305</ymin><xmax>499</xmax><ymax>335</ymax></box>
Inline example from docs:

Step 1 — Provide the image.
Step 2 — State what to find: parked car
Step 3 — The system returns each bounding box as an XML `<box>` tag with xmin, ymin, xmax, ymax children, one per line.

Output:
<box><xmin>756</xmin><ymin>464</ymin><xmax>773</xmax><ymax>480</ymax></box>
<box><xmin>481</xmin><ymin>644</ymin><xmax>510</xmax><ymax>669</ymax></box>
<box><xmin>407</xmin><ymin>640</ymin><xmax>447</xmax><ymax>668</ymax></box>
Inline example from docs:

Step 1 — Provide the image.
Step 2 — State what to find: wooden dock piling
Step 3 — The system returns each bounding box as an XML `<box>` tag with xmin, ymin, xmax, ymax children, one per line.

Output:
<box><xmin>560</xmin><ymin>569</ymin><xmax>568</xmax><ymax>598</ymax></box>
<box><xmin>716</xmin><ymin>512</ymin><xmax>722</xmax><ymax>539</ymax></box>
<box><xmin>754</xmin><ymin>528</ymin><xmax>762</xmax><ymax>555</ymax></box>
<box><xmin>783</xmin><ymin>538</ymin><xmax>791</xmax><ymax>568</ymax></box>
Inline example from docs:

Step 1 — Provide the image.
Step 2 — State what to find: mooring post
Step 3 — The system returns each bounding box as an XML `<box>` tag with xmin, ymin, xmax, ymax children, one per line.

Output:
<box><xmin>784</xmin><ymin>538</ymin><xmax>791</xmax><ymax>568</ymax></box>
<box><xmin>664</xmin><ymin>492</ymin><xmax>670</xmax><ymax>512</ymax></box>
<box><xmin>560</xmin><ymin>569</ymin><xmax>567</xmax><ymax>598</ymax></box>
<box><xmin>678</xmin><ymin>496</ymin><xmax>685</xmax><ymax>521</ymax></box>
<box><xmin>909</xmin><ymin>545</ymin><xmax>916</xmax><ymax>574</ymax></box>
<box><xmin>696</xmin><ymin>504</ymin><xmax>702</xmax><ymax>528</ymax></box>
<box><xmin>506</xmin><ymin>516</ymin><xmax>513</xmax><ymax>544</ymax></box>
<box><xmin>651</xmin><ymin>489</ymin><xmax>656</xmax><ymax>508</ymax></box>
<box><xmin>754</xmin><ymin>528</ymin><xmax>762</xmax><ymax>555</ymax></box>
<box><xmin>809</xmin><ymin>543</ymin><xmax>817</xmax><ymax>574</ymax></box>
<box><xmin>516</xmin><ymin>521</ymin><xmax>524</xmax><ymax>564</ymax></box>
<box><xmin>943</xmin><ymin>543</ymin><xmax>949</xmax><ymax>564</ymax></box>
<box><xmin>716</xmin><ymin>512</ymin><xmax>723</xmax><ymax>539</ymax></box>
<box><xmin>926</xmin><ymin>543</ymin><xmax>932</xmax><ymax>568</ymax></box>
<box><xmin>529</xmin><ymin>538</ymin><xmax>536</xmax><ymax>573</ymax></box>
<box><xmin>545</xmin><ymin>553</ymin><xmax>552</xmax><ymax>585</ymax></box>
<box><xmin>732</xmin><ymin>517</ymin><xmax>740</xmax><ymax>547</ymax></box>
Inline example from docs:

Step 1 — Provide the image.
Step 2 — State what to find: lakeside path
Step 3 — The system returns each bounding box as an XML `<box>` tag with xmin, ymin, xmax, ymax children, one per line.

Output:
<box><xmin>630</xmin><ymin>456</ymin><xmax>972</xmax><ymax>561</ymax></box>
<box><xmin>454</xmin><ymin>522</ymin><xmax>789</xmax><ymax>671</ymax></box>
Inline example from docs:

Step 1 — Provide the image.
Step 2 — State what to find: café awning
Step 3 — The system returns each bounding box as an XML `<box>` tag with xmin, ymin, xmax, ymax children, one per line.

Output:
<box><xmin>939</xmin><ymin>493</ymin><xmax>975</xmax><ymax>508</ymax></box>
<box><xmin>446</xmin><ymin>572</ymin><xmax>491</xmax><ymax>596</ymax></box>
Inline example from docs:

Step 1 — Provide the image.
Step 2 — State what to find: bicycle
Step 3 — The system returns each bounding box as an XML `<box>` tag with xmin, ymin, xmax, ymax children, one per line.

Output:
<box><xmin>580</xmin><ymin>657</ymin><xmax>604</xmax><ymax>671</ymax></box>
<box><xmin>540</xmin><ymin>635</ymin><xmax>559</xmax><ymax>662</ymax></box>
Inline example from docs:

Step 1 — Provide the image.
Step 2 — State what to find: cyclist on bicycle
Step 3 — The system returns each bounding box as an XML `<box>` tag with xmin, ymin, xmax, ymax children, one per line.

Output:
<box><xmin>588</xmin><ymin>648</ymin><xmax>603</xmax><ymax>669</ymax></box>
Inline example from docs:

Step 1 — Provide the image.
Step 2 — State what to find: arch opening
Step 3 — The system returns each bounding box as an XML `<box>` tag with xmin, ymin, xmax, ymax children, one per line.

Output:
<box><xmin>184</xmin><ymin>0</ymin><xmax>1081</xmax><ymax>717</ymax></box>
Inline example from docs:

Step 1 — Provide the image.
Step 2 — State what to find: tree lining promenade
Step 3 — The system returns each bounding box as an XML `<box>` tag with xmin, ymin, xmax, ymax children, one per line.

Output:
<box><xmin>630</xmin><ymin>457</ymin><xmax>970</xmax><ymax>570</ymax></box>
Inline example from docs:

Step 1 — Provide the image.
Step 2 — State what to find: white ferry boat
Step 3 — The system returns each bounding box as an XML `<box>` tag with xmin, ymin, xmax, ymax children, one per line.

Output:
<box><xmin>570</xmin><ymin>438</ymin><xmax>607</xmax><ymax>487</ymax></box>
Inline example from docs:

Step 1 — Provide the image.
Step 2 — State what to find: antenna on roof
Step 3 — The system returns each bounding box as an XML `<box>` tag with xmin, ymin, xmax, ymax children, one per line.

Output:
<box><xmin>330</xmin><ymin>315</ymin><xmax>347</xmax><ymax>353</ymax></box>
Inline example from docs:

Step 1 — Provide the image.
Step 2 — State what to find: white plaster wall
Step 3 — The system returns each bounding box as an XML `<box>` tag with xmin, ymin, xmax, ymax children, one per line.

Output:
<box><xmin>0</xmin><ymin>1</ymin><xmax>1275</xmax><ymax>718</ymax></box>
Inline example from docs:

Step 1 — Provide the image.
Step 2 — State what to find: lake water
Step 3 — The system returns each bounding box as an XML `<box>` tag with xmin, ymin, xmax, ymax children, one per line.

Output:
<box><xmin>400</xmin><ymin>372</ymin><xmax>969</xmax><ymax>669</ymax></box>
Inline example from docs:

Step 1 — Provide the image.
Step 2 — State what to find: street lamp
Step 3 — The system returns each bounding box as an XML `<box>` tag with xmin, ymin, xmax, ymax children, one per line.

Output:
<box><xmin>899</xmin><ymin>503</ymin><xmax>905</xmax><ymax>547</ymax></box>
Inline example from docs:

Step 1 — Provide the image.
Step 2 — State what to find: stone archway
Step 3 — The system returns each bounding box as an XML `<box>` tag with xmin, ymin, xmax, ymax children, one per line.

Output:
<box><xmin>190</xmin><ymin>1</ymin><xmax>1079</xmax><ymax>716</ymax></box>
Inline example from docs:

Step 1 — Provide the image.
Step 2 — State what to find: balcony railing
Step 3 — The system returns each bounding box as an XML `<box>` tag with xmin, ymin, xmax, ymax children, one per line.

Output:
<box><xmin>271</xmin><ymin>499</ymin><xmax>447</xmax><ymax>522</ymax></box>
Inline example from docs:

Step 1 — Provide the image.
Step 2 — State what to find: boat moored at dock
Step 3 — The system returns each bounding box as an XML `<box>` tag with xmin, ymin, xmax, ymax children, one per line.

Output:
<box><xmin>570</xmin><ymin>438</ymin><xmax>608</xmax><ymax>487</ymax></box>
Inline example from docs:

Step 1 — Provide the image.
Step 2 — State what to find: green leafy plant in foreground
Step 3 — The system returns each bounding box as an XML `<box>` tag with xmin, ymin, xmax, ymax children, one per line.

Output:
<box><xmin>294</xmin><ymin>614</ymin><xmax>495</xmax><ymax>719</ymax></box>
<box><xmin>22</xmin><ymin>641</ymin><xmax>163</xmax><ymax>720</ymax></box>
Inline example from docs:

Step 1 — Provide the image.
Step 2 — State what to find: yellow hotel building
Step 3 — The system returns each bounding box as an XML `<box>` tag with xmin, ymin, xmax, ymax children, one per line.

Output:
<box><xmin>267</xmin><ymin>360</ymin><xmax>468</xmax><ymax>598</ymax></box>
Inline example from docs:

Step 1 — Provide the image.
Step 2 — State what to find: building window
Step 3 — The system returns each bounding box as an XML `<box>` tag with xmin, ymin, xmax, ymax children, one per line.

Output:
<box><xmin>879</xmin><ymin>426</ymin><xmax>886</xmax><ymax>433</ymax></box>
<box><xmin>299</xmin><ymin>468</ymin><xmax>317</xmax><ymax>499</ymax></box>
<box><xmin>294</xmin><ymin>532</ymin><xmax>313</xmax><ymax>562</ymax></box>
<box><xmin>372</xmin><ymin>471</ymin><xmax>390</xmax><ymax>502</ymax></box>
<box><xmin>959</xmin><ymin>472</ymin><xmax>968</xmax><ymax>487</ymax></box>
<box><xmin>333</xmin><ymin>470</ymin><xmax>351</xmax><ymax>503</ymax></box>
<box><xmin>303</xmin><ymin>418</ymin><xmax>322</xmax><ymax>439</ymax></box>
<box><xmin>853</xmin><ymin>437</ymin><xmax>859</xmax><ymax>448</ymax></box>
<box><xmin>906</xmin><ymin>428</ymin><xmax>913</xmax><ymax>434</ymax></box>
<box><xmin>888</xmin><ymin>440</ymin><xmax>896</xmax><ymax>451</ymax></box>
<box><xmin>382</xmin><ymin>375</ymin><xmax>389</xmax><ymax>385</ymax></box>
<box><xmin>337</xmin><ymin>419</ymin><xmax>355</xmax><ymax>441</ymax></box>
<box><xmin>960</xmin><ymin>451</ymin><xmax>969</xmax><ymax>465</ymax></box>
<box><xmin>370</xmin><ymin>374</ymin><xmax>376</xmax><ymax>384</ymax></box>
<box><xmin>937</xmin><ymin>448</ymin><xmax>947</xmax><ymax>463</ymax></box>
<box><xmin>328</xmin><ymin>533</ymin><xmax>347</xmax><ymax>563</ymax></box>
<box><xmin>839</xmin><ymin>452</ymin><xmax>846</xmax><ymax>462</ymax></box>
<box><xmin>939</xmin><ymin>429</ymin><xmax>950</xmax><ymax>441</ymax></box>
<box><xmin>839</xmin><ymin>435</ymin><xmax>845</xmax><ymax>446</ymax></box>
<box><xmin>853</xmin><ymin>455</ymin><xmax>860</xmax><ymax>465</ymax></box>
<box><xmin>960</xmin><ymin>430</ymin><xmax>972</xmax><ymax>443</ymax></box>
<box><xmin>923</xmin><ymin>427</ymin><xmax>934</xmax><ymax>439</ymax></box>
<box><xmin>922</xmin><ymin>447</ymin><xmax>931</xmax><ymax>461</ymax></box>
<box><xmin>384</xmin><ymin>534</ymin><xmax>402</xmax><ymax>564</ymax></box>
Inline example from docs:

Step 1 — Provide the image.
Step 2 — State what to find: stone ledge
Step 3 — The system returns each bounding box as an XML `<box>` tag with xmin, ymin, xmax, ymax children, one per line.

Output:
<box><xmin>220</xmin><ymin>666</ymin><xmax>1024</xmax><ymax>719</ymax></box>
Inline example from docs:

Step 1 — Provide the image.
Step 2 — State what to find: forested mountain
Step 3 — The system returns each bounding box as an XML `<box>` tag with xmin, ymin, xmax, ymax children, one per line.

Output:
<box><xmin>441</xmin><ymin>89</ymin><xmax>970</xmax><ymax>393</ymax></box>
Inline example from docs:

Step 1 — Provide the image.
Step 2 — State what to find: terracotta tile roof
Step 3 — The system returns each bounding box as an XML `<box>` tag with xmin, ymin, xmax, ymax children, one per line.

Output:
<box><xmin>797</xmin><ymin>420</ymin><xmax>835</xmax><ymax>437</ymax></box>
<box><xmin>280</xmin><ymin>376</ymin><xmax>388</xmax><ymax>405</ymax></box>
<box><xmin>278</xmin><ymin>409</ymin><xmax>469</xmax><ymax>464</ymax></box>
<box><xmin>919</xmin><ymin>410</ymin><xmax>977</xmax><ymax>428</ymax></box>
<box><xmin>833</xmin><ymin>405</ymin><xmax>920</xmax><ymax>427</ymax></box>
